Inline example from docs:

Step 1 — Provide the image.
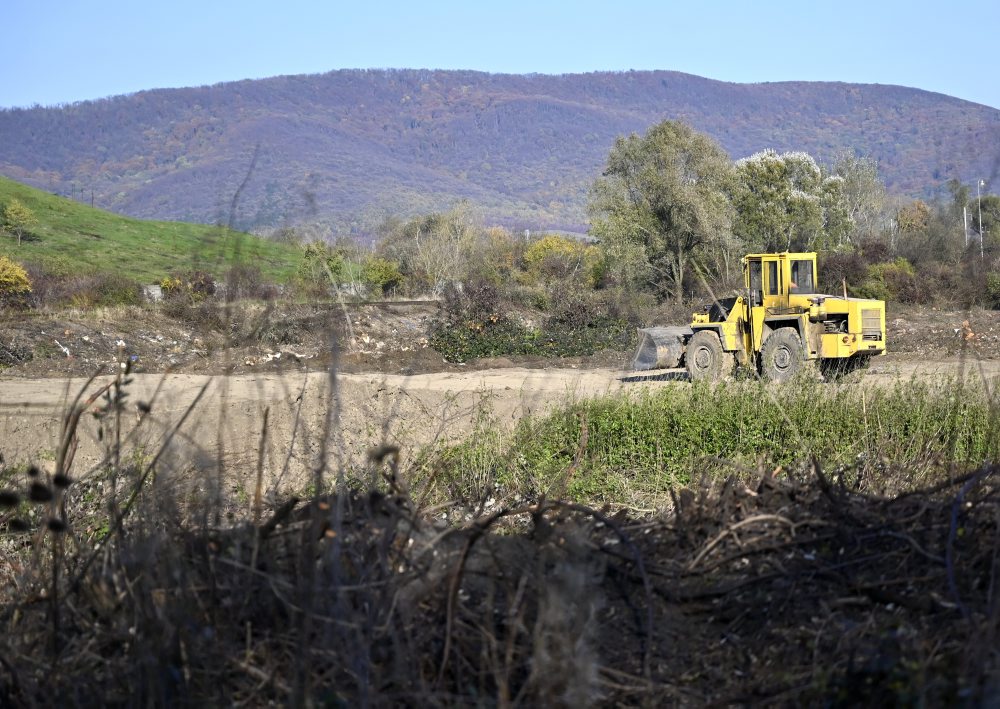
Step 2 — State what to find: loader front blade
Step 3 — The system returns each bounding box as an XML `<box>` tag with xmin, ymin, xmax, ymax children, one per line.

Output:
<box><xmin>630</xmin><ymin>326</ymin><xmax>693</xmax><ymax>371</ymax></box>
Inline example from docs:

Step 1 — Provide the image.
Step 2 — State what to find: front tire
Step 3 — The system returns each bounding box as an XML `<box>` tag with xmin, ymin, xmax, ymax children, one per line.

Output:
<box><xmin>759</xmin><ymin>328</ymin><xmax>807</xmax><ymax>383</ymax></box>
<box><xmin>686</xmin><ymin>330</ymin><xmax>733</xmax><ymax>382</ymax></box>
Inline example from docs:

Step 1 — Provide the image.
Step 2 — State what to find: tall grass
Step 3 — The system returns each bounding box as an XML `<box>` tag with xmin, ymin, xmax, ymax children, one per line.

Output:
<box><xmin>431</xmin><ymin>376</ymin><xmax>1000</xmax><ymax>507</ymax></box>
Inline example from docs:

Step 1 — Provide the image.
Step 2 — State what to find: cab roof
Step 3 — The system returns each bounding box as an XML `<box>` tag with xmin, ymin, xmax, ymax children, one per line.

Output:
<box><xmin>743</xmin><ymin>252</ymin><xmax>817</xmax><ymax>260</ymax></box>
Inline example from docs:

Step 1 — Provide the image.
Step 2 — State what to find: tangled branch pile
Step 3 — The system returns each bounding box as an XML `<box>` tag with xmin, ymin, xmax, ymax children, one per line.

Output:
<box><xmin>3</xmin><ymin>453</ymin><xmax>1000</xmax><ymax>705</ymax></box>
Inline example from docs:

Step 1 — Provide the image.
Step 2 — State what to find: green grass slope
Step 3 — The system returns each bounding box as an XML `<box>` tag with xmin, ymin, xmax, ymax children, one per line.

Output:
<box><xmin>0</xmin><ymin>176</ymin><xmax>301</xmax><ymax>283</ymax></box>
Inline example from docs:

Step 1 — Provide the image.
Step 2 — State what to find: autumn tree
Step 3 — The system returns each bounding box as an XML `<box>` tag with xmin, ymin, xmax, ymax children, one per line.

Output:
<box><xmin>892</xmin><ymin>198</ymin><xmax>965</xmax><ymax>267</ymax></box>
<box><xmin>522</xmin><ymin>234</ymin><xmax>601</xmax><ymax>287</ymax></box>
<box><xmin>833</xmin><ymin>151</ymin><xmax>886</xmax><ymax>242</ymax></box>
<box><xmin>896</xmin><ymin>200</ymin><xmax>931</xmax><ymax>235</ymax></box>
<box><xmin>375</xmin><ymin>204</ymin><xmax>480</xmax><ymax>295</ymax></box>
<box><xmin>589</xmin><ymin>120</ymin><xmax>734</xmax><ymax>303</ymax></box>
<box><xmin>2</xmin><ymin>198</ymin><xmax>37</xmax><ymax>246</ymax></box>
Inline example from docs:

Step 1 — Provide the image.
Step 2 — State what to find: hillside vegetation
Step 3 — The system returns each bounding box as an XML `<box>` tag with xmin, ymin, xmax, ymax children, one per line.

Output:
<box><xmin>0</xmin><ymin>176</ymin><xmax>300</xmax><ymax>282</ymax></box>
<box><xmin>1</xmin><ymin>69</ymin><xmax>998</xmax><ymax>232</ymax></box>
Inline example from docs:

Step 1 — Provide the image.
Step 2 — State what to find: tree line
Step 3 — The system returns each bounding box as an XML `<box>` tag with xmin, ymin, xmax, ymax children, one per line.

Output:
<box><xmin>589</xmin><ymin>119</ymin><xmax>998</xmax><ymax>307</ymax></box>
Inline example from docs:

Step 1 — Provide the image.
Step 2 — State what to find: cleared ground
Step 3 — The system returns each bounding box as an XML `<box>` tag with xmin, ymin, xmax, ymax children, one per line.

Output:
<box><xmin>2</xmin><ymin>352</ymin><xmax>997</xmax><ymax>494</ymax></box>
<box><xmin>3</xmin><ymin>301</ymin><xmax>999</xmax><ymax>496</ymax></box>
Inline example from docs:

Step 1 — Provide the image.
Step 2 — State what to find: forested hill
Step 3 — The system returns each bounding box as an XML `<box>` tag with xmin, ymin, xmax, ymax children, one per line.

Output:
<box><xmin>1</xmin><ymin>69</ymin><xmax>998</xmax><ymax>234</ymax></box>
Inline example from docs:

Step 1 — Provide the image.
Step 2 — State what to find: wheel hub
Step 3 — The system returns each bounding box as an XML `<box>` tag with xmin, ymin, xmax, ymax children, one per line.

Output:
<box><xmin>774</xmin><ymin>347</ymin><xmax>791</xmax><ymax>370</ymax></box>
<box><xmin>694</xmin><ymin>348</ymin><xmax>711</xmax><ymax>369</ymax></box>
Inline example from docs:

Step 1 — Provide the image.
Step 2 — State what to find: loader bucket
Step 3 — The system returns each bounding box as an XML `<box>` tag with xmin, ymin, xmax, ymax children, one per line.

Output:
<box><xmin>630</xmin><ymin>326</ymin><xmax>693</xmax><ymax>371</ymax></box>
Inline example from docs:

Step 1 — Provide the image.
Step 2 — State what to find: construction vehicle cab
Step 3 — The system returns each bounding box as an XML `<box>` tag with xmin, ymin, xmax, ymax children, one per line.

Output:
<box><xmin>632</xmin><ymin>252</ymin><xmax>886</xmax><ymax>382</ymax></box>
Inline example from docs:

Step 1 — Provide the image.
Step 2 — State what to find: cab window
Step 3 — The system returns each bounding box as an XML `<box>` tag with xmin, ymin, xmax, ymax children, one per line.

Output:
<box><xmin>749</xmin><ymin>261</ymin><xmax>762</xmax><ymax>304</ymax></box>
<box><xmin>790</xmin><ymin>260</ymin><xmax>815</xmax><ymax>294</ymax></box>
<box><xmin>767</xmin><ymin>261</ymin><xmax>779</xmax><ymax>295</ymax></box>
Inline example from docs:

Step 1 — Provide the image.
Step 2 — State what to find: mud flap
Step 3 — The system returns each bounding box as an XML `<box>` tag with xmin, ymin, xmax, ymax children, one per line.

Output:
<box><xmin>630</xmin><ymin>326</ymin><xmax>693</xmax><ymax>371</ymax></box>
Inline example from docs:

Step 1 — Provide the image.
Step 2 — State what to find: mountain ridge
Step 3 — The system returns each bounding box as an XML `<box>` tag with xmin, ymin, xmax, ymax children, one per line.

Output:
<box><xmin>1</xmin><ymin>68</ymin><xmax>998</xmax><ymax>235</ymax></box>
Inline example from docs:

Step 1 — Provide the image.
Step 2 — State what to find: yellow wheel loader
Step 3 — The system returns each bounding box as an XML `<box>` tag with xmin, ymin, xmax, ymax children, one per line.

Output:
<box><xmin>631</xmin><ymin>252</ymin><xmax>886</xmax><ymax>382</ymax></box>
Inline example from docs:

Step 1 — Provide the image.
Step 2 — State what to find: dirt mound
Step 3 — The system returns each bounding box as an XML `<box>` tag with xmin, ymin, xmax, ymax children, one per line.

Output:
<box><xmin>0</xmin><ymin>301</ymin><xmax>445</xmax><ymax>379</ymax></box>
<box><xmin>887</xmin><ymin>305</ymin><xmax>1000</xmax><ymax>359</ymax></box>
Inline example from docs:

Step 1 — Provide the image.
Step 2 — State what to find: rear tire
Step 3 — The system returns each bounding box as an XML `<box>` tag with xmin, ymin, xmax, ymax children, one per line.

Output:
<box><xmin>686</xmin><ymin>330</ymin><xmax>733</xmax><ymax>382</ymax></box>
<box><xmin>759</xmin><ymin>328</ymin><xmax>807</xmax><ymax>383</ymax></box>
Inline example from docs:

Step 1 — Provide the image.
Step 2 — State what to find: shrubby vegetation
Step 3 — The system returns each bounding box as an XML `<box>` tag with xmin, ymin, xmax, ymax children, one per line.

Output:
<box><xmin>431</xmin><ymin>377</ymin><xmax>1000</xmax><ymax>508</ymax></box>
<box><xmin>428</xmin><ymin>280</ymin><xmax>635</xmax><ymax>362</ymax></box>
<box><xmin>360</xmin><ymin>256</ymin><xmax>404</xmax><ymax>295</ymax></box>
<box><xmin>4</xmin><ymin>119</ymin><xmax>998</xmax><ymax>359</ymax></box>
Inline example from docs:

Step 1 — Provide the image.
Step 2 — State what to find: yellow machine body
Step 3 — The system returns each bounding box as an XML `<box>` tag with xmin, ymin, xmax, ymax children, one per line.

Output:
<box><xmin>633</xmin><ymin>251</ymin><xmax>886</xmax><ymax>381</ymax></box>
<box><xmin>690</xmin><ymin>252</ymin><xmax>886</xmax><ymax>363</ymax></box>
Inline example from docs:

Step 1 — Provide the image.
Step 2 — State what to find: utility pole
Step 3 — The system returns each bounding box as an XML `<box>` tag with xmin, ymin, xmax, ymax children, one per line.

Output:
<box><xmin>979</xmin><ymin>179</ymin><xmax>986</xmax><ymax>260</ymax></box>
<box><xmin>964</xmin><ymin>206</ymin><xmax>969</xmax><ymax>247</ymax></box>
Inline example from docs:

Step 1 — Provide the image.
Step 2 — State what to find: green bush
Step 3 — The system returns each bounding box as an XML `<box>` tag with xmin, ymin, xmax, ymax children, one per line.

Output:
<box><xmin>361</xmin><ymin>256</ymin><xmax>403</xmax><ymax>295</ymax></box>
<box><xmin>855</xmin><ymin>258</ymin><xmax>922</xmax><ymax>303</ymax></box>
<box><xmin>986</xmin><ymin>273</ymin><xmax>1000</xmax><ymax>308</ymax></box>
<box><xmin>298</xmin><ymin>241</ymin><xmax>347</xmax><ymax>289</ymax></box>
<box><xmin>91</xmin><ymin>273</ymin><xmax>143</xmax><ymax>306</ymax></box>
<box><xmin>63</xmin><ymin>273</ymin><xmax>143</xmax><ymax>308</ymax></box>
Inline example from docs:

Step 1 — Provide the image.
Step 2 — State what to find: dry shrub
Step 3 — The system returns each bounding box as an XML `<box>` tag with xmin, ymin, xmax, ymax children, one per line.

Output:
<box><xmin>430</xmin><ymin>279</ymin><xmax>641</xmax><ymax>362</ymax></box>
<box><xmin>5</xmin><ymin>447</ymin><xmax>1000</xmax><ymax>703</ymax></box>
<box><xmin>819</xmin><ymin>250</ymin><xmax>867</xmax><ymax>293</ymax></box>
<box><xmin>224</xmin><ymin>263</ymin><xmax>274</xmax><ymax>301</ymax></box>
<box><xmin>19</xmin><ymin>265</ymin><xmax>142</xmax><ymax>309</ymax></box>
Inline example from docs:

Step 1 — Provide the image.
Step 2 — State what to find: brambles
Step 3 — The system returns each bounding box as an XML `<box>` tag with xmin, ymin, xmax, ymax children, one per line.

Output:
<box><xmin>3</xmin><ymin>371</ymin><xmax>1000</xmax><ymax>704</ymax></box>
<box><xmin>225</xmin><ymin>263</ymin><xmax>272</xmax><ymax>301</ymax></box>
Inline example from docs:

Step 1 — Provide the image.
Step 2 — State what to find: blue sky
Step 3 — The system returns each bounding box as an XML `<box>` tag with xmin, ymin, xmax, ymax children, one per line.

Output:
<box><xmin>3</xmin><ymin>0</ymin><xmax>998</xmax><ymax>109</ymax></box>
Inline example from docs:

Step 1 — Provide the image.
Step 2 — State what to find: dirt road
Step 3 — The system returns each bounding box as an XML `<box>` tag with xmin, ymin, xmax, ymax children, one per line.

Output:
<box><xmin>2</xmin><ymin>355</ymin><xmax>997</xmax><ymax>496</ymax></box>
<box><xmin>0</xmin><ymin>366</ymin><xmax>641</xmax><ymax>493</ymax></box>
